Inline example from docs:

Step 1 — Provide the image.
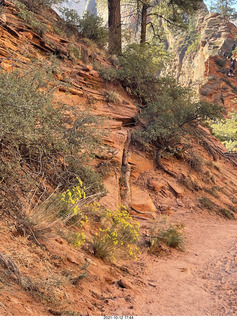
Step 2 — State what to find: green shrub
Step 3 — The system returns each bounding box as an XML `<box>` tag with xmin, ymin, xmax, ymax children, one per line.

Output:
<box><xmin>19</xmin><ymin>0</ymin><xmax>65</xmax><ymax>12</ymax></box>
<box><xmin>98</xmin><ymin>66</ymin><xmax>119</xmax><ymax>82</ymax></box>
<box><xmin>216</xmin><ymin>58</ymin><xmax>226</xmax><ymax>68</ymax></box>
<box><xmin>60</xmin><ymin>9</ymin><xmax>108</xmax><ymax>47</ymax></box>
<box><xmin>99</xmin><ymin>43</ymin><xmax>223</xmax><ymax>155</ymax></box>
<box><xmin>99</xmin><ymin>43</ymin><xmax>166</xmax><ymax>102</ymax></box>
<box><xmin>63</xmin><ymin>162</ymin><xmax>107</xmax><ymax>197</ymax></box>
<box><xmin>59</xmin><ymin>7</ymin><xmax>81</xmax><ymax>26</ymax></box>
<box><xmin>134</xmin><ymin>79</ymin><xmax>224</xmax><ymax>152</ymax></box>
<box><xmin>17</xmin><ymin>2</ymin><xmax>49</xmax><ymax>35</ymax></box>
<box><xmin>204</xmin><ymin>186</ymin><xmax>219</xmax><ymax>198</ymax></box>
<box><xmin>199</xmin><ymin>197</ymin><xmax>215</xmax><ymax>210</ymax></box>
<box><xmin>186</xmin><ymin>31</ymin><xmax>200</xmax><ymax>54</ymax></box>
<box><xmin>99</xmin><ymin>44</ymin><xmax>223</xmax><ymax>172</ymax></box>
<box><xmin>68</xmin><ymin>44</ymin><xmax>81</xmax><ymax>61</ymax></box>
<box><xmin>179</xmin><ymin>176</ymin><xmax>200</xmax><ymax>191</ymax></box>
<box><xmin>0</xmin><ymin>61</ymin><xmax>106</xmax><ymax>214</ymax></box>
<box><xmin>231</xmin><ymin>197</ymin><xmax>237</xmax><ymax>204</ymax></box>
<box><xmin>78</xmin><ymin>12</ymin><xmax>108</xmax><ymax>47</ymax></box>
<box><xmin>185</xmin><ymin>152</ymin><xmax>204</xmax><ymax>172</ymax></box>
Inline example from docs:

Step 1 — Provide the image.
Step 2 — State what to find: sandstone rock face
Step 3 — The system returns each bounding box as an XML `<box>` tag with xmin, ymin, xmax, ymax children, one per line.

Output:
<box><xmin>129</xmin><ymin>152</ymin><xmax>154</xmax><ymax>180</ymax></box>
<box><xmin>167</xmin><ymin>8</ymin><xmax>237</xmax><ymax>111</ymax></box>
<box><xmin>99</xmin><ymin>173</ymin><xmax>121</xmax><ymax>210</ymax></box>
<box><xmin>131</xmin><ymin>185</ymin><xmax>157</xmax><ymax>213</ymax></box>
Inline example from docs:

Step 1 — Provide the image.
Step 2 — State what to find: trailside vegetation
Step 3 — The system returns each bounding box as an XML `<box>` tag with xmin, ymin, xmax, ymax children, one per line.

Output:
<box><xmin>99</xmin><ymin>44</ymin><xmax>224</xmax><ymax>173</ymax></box>
<box><xmin>0</xmin><ymin>60</ymin><xmax>106</xmax><ymax>216</ymax></box>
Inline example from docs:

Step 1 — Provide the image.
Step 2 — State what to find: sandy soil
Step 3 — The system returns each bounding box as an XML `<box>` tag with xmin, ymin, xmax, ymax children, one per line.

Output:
<box><xmin>105</xmin><ymin>214</ymin><xmax>237</xmax><ymax>316</ymax></box>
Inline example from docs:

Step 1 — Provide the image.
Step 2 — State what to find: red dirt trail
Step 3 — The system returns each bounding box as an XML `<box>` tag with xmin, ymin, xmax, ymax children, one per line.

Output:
<box><xmin>106</xmin><ymin>214</ymin><xmax>237</xmax><ymax>316</ymax></box>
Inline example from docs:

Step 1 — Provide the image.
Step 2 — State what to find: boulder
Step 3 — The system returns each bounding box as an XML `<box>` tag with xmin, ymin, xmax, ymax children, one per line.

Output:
<box><xmin>131</xmin><ymin>185</ymin><xmax>156</xmax><ymax>213</ymax></box>
<box><xmin>168</xmin><ymin>182</ymin><xmax>185</xmax><ymax>198</ymax></box>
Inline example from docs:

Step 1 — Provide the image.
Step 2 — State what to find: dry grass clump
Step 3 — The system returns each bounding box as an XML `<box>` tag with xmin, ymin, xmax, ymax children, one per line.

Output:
<box><xmin>104</xmin><ymin>90</ymin><xmax>122</xmax><ymax>104</ymax></box>
<box><xmin>219</xmin><ymin>208</ymin><xmax>235</xmax><ymax>220</ymax></box>
<box><xmin>185</xmin><ymin>152</ymin><xmax>205</xmax><ymax>172</ymax></box>
<box><xmin>148</xmin><ymin>217</ymin><xmax>185</xmax><ymax>256</ymax></box>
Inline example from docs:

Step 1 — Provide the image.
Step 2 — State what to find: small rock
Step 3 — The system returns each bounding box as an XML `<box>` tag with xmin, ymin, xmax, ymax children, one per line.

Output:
<box><xmin>104</xmin><ymin>277</ymin><xmax>114</xmax><ymax>284</ymax></box>
<box><xmin>118</xmin><ymin>278</ymin><xmax>134</xmax><ymax>290</ymax></box>
<box><xmin>148</xmin><ymin>283</ymin><xmax>157</xmax><ymax>288</ymax></box>
<box><xmin>176</xmin><ymin>199</ymin><xmax>184</xmax><ymax>207</ymax></box>
<box><xmin>122</xmin><ymin>100</ymin><xmax>130</xmax><ymax>105</ymax></box>
<box><xmin>85</xmin><ymin>258</ymin><xmax>97</xmax><ymax>266</ymax></box>
<box><xmin>82</xmin><ymin>65</ymin><xmax>93</xmax><ymax>72</ymax></box>
<box><xmin>55</xmin><ymin>238</ymin><xmax>64</xmax><ymax>245</ymax></box>
<box><xmin>68</xmin><ymin>87</ymin><xmax>84</xmax><ymax>96</ymax></box>
<box><xmin>159</xmin><ymin>206</ymin><xmax>174</xmax><ymax>216</ymax></box>
<box><xmin>168</xmin><ymin>182</ymin><xmax>184</xmax><ymax>198</ymax></box>
<box><xmin>67</xmin><ymin>255</ymin><xmax>80</xmax><ymax>265</ymax></box>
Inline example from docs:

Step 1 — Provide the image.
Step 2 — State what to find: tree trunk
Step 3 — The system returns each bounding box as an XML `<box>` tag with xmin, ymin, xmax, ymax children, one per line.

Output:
<box><xmin>108</xmin><ymin>0</ymin><xmax>122</xmax><ymax>55</ymax></box>
<box><xmin>140</xmin><ymin>3</ymin><xmax>148</xmax><ymax>44</ymax></box>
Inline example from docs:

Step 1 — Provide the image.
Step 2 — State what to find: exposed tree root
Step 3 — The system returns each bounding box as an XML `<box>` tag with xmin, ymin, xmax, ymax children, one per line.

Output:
<box><xmin>131</xmin><ymin>206</ymin><xmax>155</xmax><ymax>220</ymax></box>
<box><xmin>156</xmin><ymin>149</ymin><xmax>177</xmax><ymax>178</ymax></box>
<box><xmin>120</xmin><ymin>130</ymin><xmax>132</xmax><ymax>207</ymax></box>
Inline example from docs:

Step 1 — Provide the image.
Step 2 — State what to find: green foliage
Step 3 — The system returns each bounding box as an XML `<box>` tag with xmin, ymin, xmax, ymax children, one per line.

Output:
<box><xmin>99</xmin><ymin>44</ymin><xmax>223</xmax><ymax>159</ymax></box>
<box><xmin>216</xmin><ymin>58</ymin><xmax>227</xmax><ymax>67</ymax></box>
<box><xmin>117</xmin><ymin>44</ymin><xmax>166</xmax><ymax>101</ymax></box>
<box><xmin>99</xmin><ymin>43</ymin><xmax>168</xmax><ymax>102</ymax></box>
<box><xmin>65</xmin><ymin>162</ymin><xmax>107</xmax><ymax>197</ymax></box>
<box><xmin>219</xmin><ymin>208</ymin><xmax>235</xmax><ymax>219</ymax></box>
<box><xmin>149</xmin><ymin>217</ymin><xmax>185</xmax><ymax>254</ymax></box>
<box><xmin>72</xmin><ymin>232</ymin><xmax>86</xmax><ymax>247</ymax></box>
<box><xmin>204</xmin><ymin>186</ymin><xmax>219</xmax><ymax>198</ymax></box>
<box><xmin>0</xmin><ymin>61</ymin><xmax>106</xmax><ymax>214</ymax></box>
<box><xmin>209</xmin><ymin>0</ymin><xmax>237</xmax><ymax>19</ymax></box>
<box><xmin>135</xmin><ymin>78</ymin><xmax>224</xmax><ymax>148</ymax></box>
<box><xmin>145</xmin><ymin>0</ymin><xmax>202</xmax><ymax>38</ymax></box>
<box><xmin>78</xmin><ymin>12</ymin><xmax>108</xmax><ymax>47</ymax></box>
<box><xmin>186</xmin><ymin>17</ymin><xmax>201</xmax><ymax>54</ymax></box>
<box><xmin>186</xmin><ymin>32</ymin><xmax>200</xmax><ymax>54</ymax></box>
<box><xmin>19</xmin><ymin>0</ymin><xmax>66</xmax><ymax>12</ymax></box>
<box><xmin>17</xmin><ymin>1</ymin><xmax>49</xmax><ymax>35</ymax></box>
<box><xmin>68</xmin><ymin>44</ymin><xmax>81</xmax><ymax>61</ymax></box>
<box><xmin>60</xmin><ymin>9</ymin><xmax>108</xmax><ymax>46</ymax></box>
<box><xmin>179</xmin><ymin>176</ymin><xmax>200</xmax><ymax>191</ymax></box>
<box><xmin>92</xmin><ymin>206</ymin><xmax>140</xmax><ymax>261</ymax></box>
<box><xmin>59</xmin><ymin>7</ymin><xmax>80</xmax><ymax>26</ymax></box>
<box><xmin>210</xmin><ymin>112</ymin><xmax>237</xmax><ymax>152</ymax></box>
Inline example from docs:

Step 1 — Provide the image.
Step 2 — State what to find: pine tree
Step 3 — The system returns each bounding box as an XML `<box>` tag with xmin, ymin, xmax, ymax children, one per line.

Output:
<box><xmin>137</xmin><ymin>0</ymin><xmax>203</xmax><ymax>45</ymax></box>
<box><xmin>209</xmin><ymin>0</ymin><xmax>237</xmax><ymax>19</ymax></box>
